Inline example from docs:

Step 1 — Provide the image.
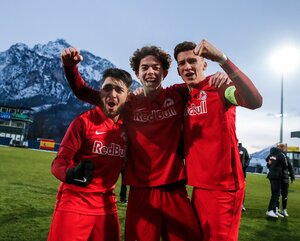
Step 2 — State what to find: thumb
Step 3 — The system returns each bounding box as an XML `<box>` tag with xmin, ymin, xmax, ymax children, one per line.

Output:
<box><xmin>74</xmin><ymin>55</ymin><xmax>83</xmax><ymax>62</ymax></box>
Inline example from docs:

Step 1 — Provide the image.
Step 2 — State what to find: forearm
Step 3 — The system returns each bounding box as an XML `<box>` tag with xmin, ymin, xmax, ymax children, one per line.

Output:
<box><xmin>220</xmin><ymin>59</ymin><xmax>263</xmax><ymax>109</ymax></box>
<box><xmin>51</xmin><ymin>154</ymin><xmax>71</xmax><ymax>182</ymax></box>
<box><xmin>51</xmin><ymin>118</ymin><xmax>83</xmax><ymax>182</ymax></box>
<box><xmin>64</xmin><ymin>65</ymin><xmax>101</xmax><ymax>106</ymax></box>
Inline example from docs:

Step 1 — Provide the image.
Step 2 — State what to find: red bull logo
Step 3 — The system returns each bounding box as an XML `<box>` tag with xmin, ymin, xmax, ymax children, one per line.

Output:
<box><xmin>92</xmin><ymin>141</ymin><xmax>126</xmax><ymax>157</ymax></box>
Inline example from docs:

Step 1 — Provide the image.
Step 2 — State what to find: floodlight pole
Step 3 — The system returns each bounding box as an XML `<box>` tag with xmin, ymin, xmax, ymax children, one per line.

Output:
<box><xmin>280</xmin><ymin>73</ymin><xmax>284</xmax><ymax>143</ymax></box>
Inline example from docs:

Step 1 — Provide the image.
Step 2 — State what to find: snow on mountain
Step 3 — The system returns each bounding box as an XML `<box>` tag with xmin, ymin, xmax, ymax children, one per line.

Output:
<box><xmin>0</xmin><ymin>39</ymin><xmax>119</xmax><ymax>104</ymax></box>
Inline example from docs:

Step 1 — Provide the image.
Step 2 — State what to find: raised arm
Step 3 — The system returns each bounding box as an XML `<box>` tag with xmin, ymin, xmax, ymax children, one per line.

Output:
<box><xmin>62</xmin><ymin>47</ymin><xmax>101</xmax><ymax>106</ymax></box>
<box><xmin>194</xmin><ymin>40</ymin><xmax>263</xmax><ymax>109</ymax></box>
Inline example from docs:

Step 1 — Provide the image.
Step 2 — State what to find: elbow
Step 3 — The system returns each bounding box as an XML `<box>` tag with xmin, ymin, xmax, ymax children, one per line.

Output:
<box><xmin>50</xmin><ymin>161</ymin><xmax>57</xmax><ymax>177</ymax></box>
<box><xmin>51</xmin><ymin>160</ymin><xmax>64</xmax><ymax>181</ymax></box>
<box><xmin>247</xmin><ymin>94</ymin><xmax>263</xmax><ymax>110</ymax></box>
<box><xmin>255</xmin><ymin>95</ymin><xmax>263</xmax><ymax>109</ymax></box>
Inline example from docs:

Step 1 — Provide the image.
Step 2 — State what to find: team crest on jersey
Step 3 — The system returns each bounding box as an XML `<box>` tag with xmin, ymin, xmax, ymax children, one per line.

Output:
<box><xmin>163</xmin><ymin>98</ymin><xmax>174</xmax><ymax>108</ymax></box>
<box><xmin>199</xmin><ymin>90</ymin><xmax>207</xmax><ymax>101</ymax></box>
<box><xmin>120</xmin><ymin>131</ymin><xmax>127</xmax><ymax>142</ymax></box>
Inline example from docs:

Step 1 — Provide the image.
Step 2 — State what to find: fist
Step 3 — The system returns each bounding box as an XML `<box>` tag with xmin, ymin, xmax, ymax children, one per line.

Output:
<box><xmin>61</xmin><ymin>47</ymin><xmax>83</xmax><ymax>67</ymax></box>
<box><xmin>65</xmin><ymin>160</ymin><xmax>94</xmax><ymax>187</ymax></box>
<box><xmin>193</xmin><ymin>39</ymin><xmax>224</xmax><ymax>63</ymax></box>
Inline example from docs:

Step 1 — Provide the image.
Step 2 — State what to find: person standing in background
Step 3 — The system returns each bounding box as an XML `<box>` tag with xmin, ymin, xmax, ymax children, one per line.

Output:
<box><xmin>119</xmin><ymin>169</ymin><xmax>128</xmax><ymax>204</ymax></box>
<box><xmin>238</xmin><ymin>142</ymin><xmax>251</xmax><ymax>211</ymax></box>
<box><xmin>276</xmin><ymin>143</ymin><xmax>295</xmax><ymax>217</ymax></box>
<box><xmin>265</xmin><ymin>146</ymin><xmax>287</xmax><ymax>218</ymax></box>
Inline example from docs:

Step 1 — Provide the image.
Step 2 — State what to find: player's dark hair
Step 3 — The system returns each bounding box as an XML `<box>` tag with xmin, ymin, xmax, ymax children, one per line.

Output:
<box><xmin>173</xmin><ymin>41</ymin><xmax>196</xmax><ymax>61</ymax></box>
<box><xmin>130</xmin><ymin>46</ymin><xmax>172</xmax><ymax>73</ymax></box>
<box><xmin>102</xmin><ymin>68</ymin><xmax>132</xmax><ymax>88</ymax></box>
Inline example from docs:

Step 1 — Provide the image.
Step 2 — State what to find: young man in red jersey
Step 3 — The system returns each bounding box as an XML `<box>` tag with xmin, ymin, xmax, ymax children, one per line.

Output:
<box><xmin>47</xmin><ymin>67</ymin><xmax>132</xmax><ymax>241</ymax></box>
<box><xmin>174</xmin><ymin>39</ymin><xmax>263</xmax><ymax>241</ymax></box>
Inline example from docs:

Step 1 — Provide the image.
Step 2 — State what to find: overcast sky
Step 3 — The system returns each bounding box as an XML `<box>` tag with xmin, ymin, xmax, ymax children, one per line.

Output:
<box><xmin>1</xmin><ymin>0</ymin><xmax>300</xmax><ymax>153</ymax></box>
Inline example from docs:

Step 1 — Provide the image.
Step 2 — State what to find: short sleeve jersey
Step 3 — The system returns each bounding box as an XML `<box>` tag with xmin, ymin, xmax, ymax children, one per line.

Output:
<box><xmin>123</xmin><ymin>85</ymin><xmax>188</xmax><ymax>187</ymax></box>
<box><xmin>184</xmin><ymin>77</ymin><xmax>244</xmax><ymax>191</ymax></box>
<box><xmin>52</xmin><ymin>106</ymin><xmax>127</xmax><ymax>215</ymax></box>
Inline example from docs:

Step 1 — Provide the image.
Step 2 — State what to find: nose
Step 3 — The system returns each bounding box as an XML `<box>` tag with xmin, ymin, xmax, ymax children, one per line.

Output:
<box><xmin>183</xmin><ymin>62</ymin><xmax>192</xmax><ymax>70</ymax></box>
<box><xmin>109</xmin><ymin>88</ymin><xmax>118</xmax><ymax>97</ymax></box>
<box><xmin>146</xmin><ymin>67</ymin><xmax>155</xmax><ymax>75</ymax></box>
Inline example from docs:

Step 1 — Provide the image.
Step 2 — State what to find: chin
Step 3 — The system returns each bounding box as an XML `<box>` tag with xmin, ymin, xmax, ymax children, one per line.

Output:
<box><xmin>184</xmin><ymin>79</ymin><xmax>194</xmax><ymax>84</ymax></box>
<box><xmin>107</xmin><ymin>112</ymin><xmax>117</xmax><ymax>118</ymax></box>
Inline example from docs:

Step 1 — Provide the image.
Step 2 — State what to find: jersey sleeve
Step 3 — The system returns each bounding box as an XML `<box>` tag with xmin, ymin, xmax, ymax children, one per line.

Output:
<box><xmin>168</xmin><ymin>83</ymin><xmax>189</xmax><ymax>102</ymax></box>
<box><xmin>64</xmin><ymin>65</ymin><xmax>101</xmax><ymax>106</ymax></box>
<box><xmin>51</xmin><ymin>117</ymin><xmax>85</xmax><ymax>182</ymax></box>
<box><xmin>220</xmin><ymin>58</ymin><xmax>263</xmax><ymax>109</ymax></box>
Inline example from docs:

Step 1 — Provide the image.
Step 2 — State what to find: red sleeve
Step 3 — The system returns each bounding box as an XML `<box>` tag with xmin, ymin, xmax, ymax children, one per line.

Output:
<box><xmin>64</xmin><ymin>65</ymin><xmax>101</xmax><ymax>106</ymax></box>
<box><xmin>51</xmin><ymin>117</ymin><xmax>85</xmax><ymax>182</ymax></box>
<box><xmin>220</xmin><ymin>58</ymin><xmax>263</xmax><ymax>109</ymax></box>
<box><xmin>168</xmin><ymin>83</ymin><xmax>189</xmax><ymax>102</ymax></box>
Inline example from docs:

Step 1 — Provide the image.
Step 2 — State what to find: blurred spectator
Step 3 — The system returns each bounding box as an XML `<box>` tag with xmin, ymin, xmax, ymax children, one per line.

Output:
<box><xmin>276</xmin><ymin>143</ymin><xmax>295</xmax><ymax>217</ymax></box>
<box><xmin>265</xmin><ymin>147</ymin><xmax>287</xmax><ymax>218</ymax></box>
<box><xmin>238</xmin><ymin>142</ymin><xmax>250</xmax><ymax>211</ymax></box>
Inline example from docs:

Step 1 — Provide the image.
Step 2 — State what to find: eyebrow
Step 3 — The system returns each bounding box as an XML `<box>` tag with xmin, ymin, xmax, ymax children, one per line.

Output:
<box><xmin>140</xmin><ymin>64</ymin><xmax>160</xmax><ymax>67</ymax></box>
<box><xmin>178</xmin><ymin>57</ymin><xmax>197</xmax><ymax>64</ymax></box>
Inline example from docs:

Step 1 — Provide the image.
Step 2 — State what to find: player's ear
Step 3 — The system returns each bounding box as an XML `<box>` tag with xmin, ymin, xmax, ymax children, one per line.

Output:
<box><xmin>163</xmin><ymin>70</ymin><xmax>168</xmax><ymax>79</ymax></box>
<box><xmin>203</xmin><ymin>61</ymin><xmax>207</xmax><ymax>71</ymax></box>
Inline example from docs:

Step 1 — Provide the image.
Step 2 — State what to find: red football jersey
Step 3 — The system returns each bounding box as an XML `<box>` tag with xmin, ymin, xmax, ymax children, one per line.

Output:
<box><xmin>123</xmin><ymin>86</ymin><xmax>187</xmax><ymax>187</ymax></box>
<box><xmin>51</xmin><ymin>106</ymin><xmax>127</xmax><ymax>214</ymax></box>
<box><xmin>184</xmin><ymin>77</ymin><xmax>244</xmax><ymax>191</ymax></box>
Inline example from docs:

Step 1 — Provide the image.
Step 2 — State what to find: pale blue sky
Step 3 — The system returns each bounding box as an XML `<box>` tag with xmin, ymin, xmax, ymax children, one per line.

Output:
<box><xmin>1</xmin><ymin>0</ymin><xmax>300</xmax><ymax>152</ymax></box>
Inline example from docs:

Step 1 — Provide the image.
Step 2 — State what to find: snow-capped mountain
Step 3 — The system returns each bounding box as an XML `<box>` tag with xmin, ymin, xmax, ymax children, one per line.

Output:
<box><xmin>0</xmin><ymin>39</ymin><xmax>141</xmax><ymax>141</ymax></box>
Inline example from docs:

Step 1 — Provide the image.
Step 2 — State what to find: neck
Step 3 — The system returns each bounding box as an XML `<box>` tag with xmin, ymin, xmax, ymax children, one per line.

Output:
<box><xmin>111</xmin><ymin>114</ymin><xmax>120</xmax><ymax>123</ymax></box>
<box><xmin>187</xmin><ymin>76</ymin><xmax>206</xmax><ymax>91</ymax></box>
<box><xmin>143</xmin><ymin>86</ymin><xmax>163</xmax><ymax>100</ymax></box>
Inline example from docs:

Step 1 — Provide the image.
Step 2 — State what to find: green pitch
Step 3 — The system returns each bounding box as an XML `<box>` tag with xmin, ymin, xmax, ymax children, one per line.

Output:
<box><xmin>0</xmin><ymin>146</ymin><xmax>299</xmax><ymax>241</ymax></box>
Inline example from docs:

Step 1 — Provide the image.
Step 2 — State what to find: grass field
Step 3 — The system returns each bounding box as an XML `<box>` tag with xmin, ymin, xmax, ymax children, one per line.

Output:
<box><xmin>0</xmin><ymin>145</ymin><xmax>299</xmax><ymax>241</ymax></box>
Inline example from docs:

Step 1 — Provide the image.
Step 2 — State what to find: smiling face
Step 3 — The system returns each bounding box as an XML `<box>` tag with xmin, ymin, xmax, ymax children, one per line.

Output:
<box><xmin>176</xmin><ymin>50</ymin><xmax>207</xmax><ymax>88</ymax></box>
<box><xmin>100</xmin><ymin>77</ymin><xmax>129</xmax><ymax>120</ymax></box>
<box><xmin>136</xmin><ymin>55</ymin><xmax>167</xmax><ymax>95</ymax></box>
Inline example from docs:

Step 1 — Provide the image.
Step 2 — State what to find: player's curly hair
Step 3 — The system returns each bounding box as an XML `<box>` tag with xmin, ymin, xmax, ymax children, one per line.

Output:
<box><xmin>173</xmin><ymin>41</ymin><xmax>196</xmax><ymax>61</ymax></box>
<box><xmin>130</xmin><ymin>46</ymin><xmax>172</xmax><ymax>73</ymax></box>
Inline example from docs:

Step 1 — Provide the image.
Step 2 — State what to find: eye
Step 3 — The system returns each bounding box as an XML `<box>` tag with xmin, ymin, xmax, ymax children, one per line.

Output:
<box><xmin>140</xmin><ymin>65</ymin><xmax>148</xmax><ymax>71</ymax></box>
<box><xmin>153</xmin><ymin>65</ymin><xmax>161</xmax><ymax>71</ymax></box>
<box><xmin>188</xmin><ymin>58</ymin><xmax>197</xmax><ymax>64</ymax></box>
<box><xmin>102</xmin><ymin>84</ymin><xmax>125</xmax><ymax>94</ymax></box>
<box><xmin>114</xmin><ymin>86</ymin><xmax>124</xmax><ymax>94</ymax></box>
<box><xmin>102</xmin><ymin>85</ymin><xmax>113</xmax><ymax>92</ymax></box>
<box><xmin>178</xmin><ymin>60</ymin><xmax>185</xmax><ymax>66</ymax></box>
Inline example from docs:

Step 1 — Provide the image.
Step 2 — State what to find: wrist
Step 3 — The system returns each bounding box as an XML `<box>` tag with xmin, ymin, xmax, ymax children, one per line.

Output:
<box><xmin>65</xmin><ymin>168</ymin><xmax>74</xmax><ymax>183</ymax></box>
<box><xmin>218</xmin><ymin>53</ymin><xmax>227</xmax><ymax>65</ymax></box>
